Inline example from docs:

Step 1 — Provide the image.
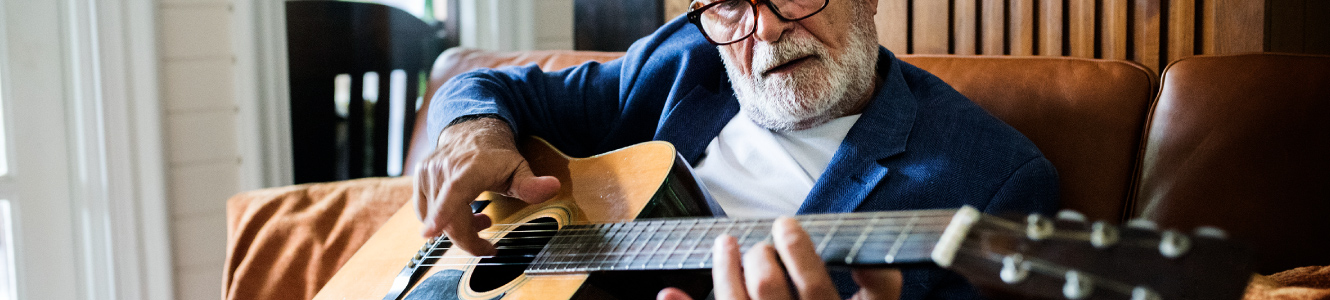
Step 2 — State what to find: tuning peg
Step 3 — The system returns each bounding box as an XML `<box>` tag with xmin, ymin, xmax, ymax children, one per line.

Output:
<box><xmin>1000</xmin><ymin>254</ymin><xmax>1031</xmax><ymax>284</ymax></box>
<box><xmin>1194</xmin><ymin>226</ymin><xmax>1229</xmax><ymax>240</ymax></box>
<box><xmin>1090</xmin><ymin>221</ymin><xmax>1119</xmax><ymax>249</ymax></box>
<box><xmin>1056</xmin><ymin>210</ymin><xmax>1087</xmax><ymax>223</ymax></box>
<box><xmin>1131</xmin><ymin>286</ymin><xmax>1162</xmax><ymax>300</ymax></box>
<box><xmin>1062</xmin><ymin>270</ymin><xmax>1094</xmax><ymax>299</ymax></box>
<box><xmin>1026</xmin><ymin>214</ymin><xmax>1054</xmax><ymax>240</ymax></box>
<box><xmin>1126</xmin><ymin>219</ymin><xmax>1158</xmax><ymax>231</ymax></box>
<box><xmin>1159</xmin><ymin>230</ymin><xmax>1192</xmax><ymax>258</ymax></box>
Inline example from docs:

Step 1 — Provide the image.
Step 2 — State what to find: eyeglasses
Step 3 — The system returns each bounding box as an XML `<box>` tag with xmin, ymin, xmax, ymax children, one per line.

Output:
<box><xmin>686</xmin><ymin>0</ymin><xmax>830</xmax><ymax>45</ymax></box>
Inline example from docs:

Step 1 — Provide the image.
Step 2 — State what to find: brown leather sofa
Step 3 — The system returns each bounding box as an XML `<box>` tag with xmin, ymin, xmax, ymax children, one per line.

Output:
<box><xmin>223</xmin><ymin>50</ymin><xmax>1330</xmax><ymax>300</ymax></box>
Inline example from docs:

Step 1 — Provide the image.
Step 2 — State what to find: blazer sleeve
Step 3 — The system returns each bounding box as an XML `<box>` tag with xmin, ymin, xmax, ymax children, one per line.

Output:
<box><xmin>424</xmin><ymin>16</ymin><xmax>719</xmax><ymax>157</ymax></box>
<box><xmin>984</xmin><ymin>155</ymin><xmax>1061</xmax><ymax>217</ymax></box>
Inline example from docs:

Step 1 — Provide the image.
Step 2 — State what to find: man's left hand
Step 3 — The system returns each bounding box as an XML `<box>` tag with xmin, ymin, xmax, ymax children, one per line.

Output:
<box><xmin>657</xmin><ymin>217</ymin><xmax>902</xmax><ymax>300</ymax></box>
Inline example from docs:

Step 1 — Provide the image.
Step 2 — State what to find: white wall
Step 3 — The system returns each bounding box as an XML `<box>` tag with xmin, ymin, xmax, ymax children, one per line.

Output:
<box><xmin>157</xmin><ymin>0</ymin><xmax>238</xmax><ymax>299</ymax></box>
<box><xmin>156</xmin><ymin>1</ymin><xmax>576</xmax><ymax>299</ymax></box>
<box><xmin>459</xmin><ymin>0</ymin><xmax>574</xmax><ymax>51</ymax></box>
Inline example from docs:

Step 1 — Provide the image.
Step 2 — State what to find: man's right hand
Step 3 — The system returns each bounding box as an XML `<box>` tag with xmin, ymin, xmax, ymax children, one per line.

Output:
<box><xmin>413</xmin><ymin>117</ymin><xmax>562</xmax><ymax>256</ymax></box>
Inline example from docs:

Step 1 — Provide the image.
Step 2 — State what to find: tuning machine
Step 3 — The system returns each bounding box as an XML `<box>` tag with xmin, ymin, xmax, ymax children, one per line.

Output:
<box><xmin>1090</xmin><ymin>221</ymin><xmax>1120</xmax><ymax>249</ymax></box>
<box><xmin>1062</xmin><ymin>270</ymin><xmax>1094</xmax><ymax>299</ymax></box>
<box><xmin>1159</xmin><ymin>230</ymin><xmax>1192</xmax><ymax>259</ymax></box>
<box><xmin>1000</xmin><ymin>254</ymin><xmax>1031</xmax><ymax>284</ymax></box>
<box><xmin>1026</xmin><ymin>214</ymin><xmax>1054</xmax><ymax>240</ymax></box>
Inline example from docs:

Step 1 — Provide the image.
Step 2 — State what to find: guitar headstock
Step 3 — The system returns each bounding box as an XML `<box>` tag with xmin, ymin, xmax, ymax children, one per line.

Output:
<box><xmin>946</xmin><ymin>210</ymin><xmax>1253</xmax><ymax>300</ymax></box>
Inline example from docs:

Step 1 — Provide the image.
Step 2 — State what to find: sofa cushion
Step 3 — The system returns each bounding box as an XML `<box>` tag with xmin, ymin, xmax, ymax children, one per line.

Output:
<box><xmin>223</xmin><ymin>177</ymin><xmax>413</xmax><ymax>300</ymax></box>
<box><xmin>1133</xmin><ymin>53</ymin><xmax>1330</xmax><ymax>274</ymax></box>
<box><xmin>902</xmin><ymin>55</ymin><xmax>1156</xmax><ymax>223</ymax></box>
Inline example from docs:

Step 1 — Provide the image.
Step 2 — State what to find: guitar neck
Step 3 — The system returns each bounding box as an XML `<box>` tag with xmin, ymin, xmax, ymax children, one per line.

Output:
<box><xmin>527</xmin><ymin>208</ymin><xmax>978</xmax><ymax>274</ymax></box>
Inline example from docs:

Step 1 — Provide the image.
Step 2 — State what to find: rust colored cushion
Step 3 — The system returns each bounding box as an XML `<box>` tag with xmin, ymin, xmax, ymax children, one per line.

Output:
<box><xmin>223</xmin><ymin>177</ymin><xmax>413</xmax><ymax>300</ymax></box>
<box><xmin>902</xmin><ymin>55</ymin><xmax>1156</xmax><ymax>223</ymax></box>
<box><xmin>1245</xmin><ymin>266</ymin><xmax>1330</xmax><ymax>300</ymax></box>
<box><xmin>1134</xmin><ymin>53</ymin><xmax>1330</xmax><ymax>274</ymax></box>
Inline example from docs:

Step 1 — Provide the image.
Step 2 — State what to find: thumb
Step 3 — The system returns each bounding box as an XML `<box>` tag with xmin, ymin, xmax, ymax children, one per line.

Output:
<box><xmin>851</xmin><ymin>268</ymin><xmax>902</xmax><ymax>300</ymax></box>
<box><xmin>507</xmin><ymin>160</ymin><xmax>561</xmax><ymax>204</ymax></box>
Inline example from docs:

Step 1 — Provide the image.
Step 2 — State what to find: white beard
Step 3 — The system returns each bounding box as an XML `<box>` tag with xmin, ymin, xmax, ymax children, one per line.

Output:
<box><xmin>720</xmin><ymin>9</ymin><xmax>878</xmax><ymax>132</ymax></box>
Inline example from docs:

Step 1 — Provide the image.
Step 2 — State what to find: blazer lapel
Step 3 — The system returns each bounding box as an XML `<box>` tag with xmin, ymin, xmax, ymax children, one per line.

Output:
<box><xmin>654</xmin><ymin>83</ymin><xmax>740</xmax><ymax>165</ymax></box>
<box><xmin>798</xmin><ymin>49</ymin><xmax>918</xmax><ymax>214</ymax></box>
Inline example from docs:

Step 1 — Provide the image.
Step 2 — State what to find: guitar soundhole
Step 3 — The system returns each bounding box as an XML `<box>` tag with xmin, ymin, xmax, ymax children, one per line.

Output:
<box><xmin>468</xmin><ymin>217</ymin><xmax>558</xmax><ymax>293</ymax></box>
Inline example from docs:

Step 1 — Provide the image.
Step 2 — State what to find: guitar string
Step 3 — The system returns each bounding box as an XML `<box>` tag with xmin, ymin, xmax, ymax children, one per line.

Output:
<box><xmin>419</xmin><ymin>229</ymin><xmax>948</xmax><ymax>254</ymax></box>
<box><xmin>411</xmin><ymin>230</ymin><xmax>947</xmax><ymax>268</ymax></box>
<box><xmin>436</xmin><ymin>214</ymin><xmax>954</xmax><ymax>238</ymax></box>
<box><xmin>412</xmin><ymin>236</ymin><xmax>943</xmax><ymax>268</ymax></box>
<box><xmin>474</xmin><ymin>210</ymin><xmax>958</xmax><ymax>228</ymax></box>
<box><xmin>462</xmin><ymin>218</ymin><xmax>952</xmax><ymax>241</ymax></box>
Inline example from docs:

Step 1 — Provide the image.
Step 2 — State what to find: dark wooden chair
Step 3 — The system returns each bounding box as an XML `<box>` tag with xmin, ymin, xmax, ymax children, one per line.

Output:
<box><xmin>285</xmin><ymin>1</ymin><xmax>455</xmax><ymax>184</ymax></box>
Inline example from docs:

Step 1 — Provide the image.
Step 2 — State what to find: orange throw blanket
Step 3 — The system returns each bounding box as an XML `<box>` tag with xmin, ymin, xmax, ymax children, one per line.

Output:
<box><xmin>223</xmin><ymin>177</ymin><xmax>1330</xmax><ymax>300</ymax></box>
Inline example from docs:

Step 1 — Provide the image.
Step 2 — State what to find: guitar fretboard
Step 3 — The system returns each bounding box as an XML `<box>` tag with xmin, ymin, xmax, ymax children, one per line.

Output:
<box><xmin>526</xmin><ymin>209</ymin><xmax>961</xmax><ymax>274</ymax></box>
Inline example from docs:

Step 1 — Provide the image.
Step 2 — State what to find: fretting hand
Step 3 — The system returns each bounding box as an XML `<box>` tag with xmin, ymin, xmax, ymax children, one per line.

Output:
<box><xmin>413</xmin><ymin>117</ymin><xmax>561</xmax><ymax>256</ymax></box>
<box><xmin>657</xmin><ymin>217</ymin><xmax>902</xmax><ymax>300</ymax></box>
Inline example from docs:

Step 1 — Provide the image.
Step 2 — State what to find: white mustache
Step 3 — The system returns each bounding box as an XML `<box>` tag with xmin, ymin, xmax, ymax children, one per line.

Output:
<box><xmin>751</xmin><ymin>36</ymin><xmax>823</xmax><ymax>76</ymax></box>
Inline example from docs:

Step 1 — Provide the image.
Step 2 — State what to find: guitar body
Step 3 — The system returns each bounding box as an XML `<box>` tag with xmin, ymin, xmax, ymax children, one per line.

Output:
<box><xmin>314</xmin><ymin>137</ymin><xmax>717</xmax><ymax>300</ymax></box>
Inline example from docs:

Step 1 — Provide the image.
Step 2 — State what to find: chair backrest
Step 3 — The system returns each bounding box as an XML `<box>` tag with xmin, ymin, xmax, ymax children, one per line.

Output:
<box><xmin>286</xmin><ymin>1</ymin><xmax>448</xmax><ymax>183</ymax></box>
<box><xmin>903</xmin><ymin>56</ymin><xmax>1156</xmax><ymax>223</ymax></box>
<box><xmin>1132</xmin><ymin>53</ymin><xmax>1330</xmax><ymax>274</ymax></box>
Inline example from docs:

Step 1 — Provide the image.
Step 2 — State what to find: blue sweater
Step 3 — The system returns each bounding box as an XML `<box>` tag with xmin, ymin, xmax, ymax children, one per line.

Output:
<box><xmin>427</xmin><ymin>15</ymin><xmax>1059</xmax><ymax>300</ymax></box>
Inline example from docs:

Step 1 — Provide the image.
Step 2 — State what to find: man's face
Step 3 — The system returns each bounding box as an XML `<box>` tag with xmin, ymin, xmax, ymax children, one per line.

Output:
<box><xmin>718</xmin><ymin>0</ymin><xmax>879</xmax><ymax>131</ymax></box>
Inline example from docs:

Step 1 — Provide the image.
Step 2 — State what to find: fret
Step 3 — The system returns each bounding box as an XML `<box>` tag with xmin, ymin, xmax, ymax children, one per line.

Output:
<box><xmin>844</xmin><ymin>215</ymin><xmax>879</xmax><ymax>264</ymax></box>
<box><xmin>676</xmin><ymin>219</ymin><xmax>711</xmax><ymax>269</ymax></box>
<box><xmin>735</xmin><ymin>219</ymin><xmax>761</xmax><ymax>252</ymax></box>
<box><xmin>640</xmin><ymin>220</ymin><xmax>678</xmax><ymax>269</ymax></box>
<box><xmin>615</xmin><ymin>221</ymin><xmax>648</xmax><ymax>270</ymax></box>
<box><xmin>658</xmin><ymin>219</ymin><xmax>696</xmax><ymax>269</ymax></box>
<box><xmin>814</xmin><ymin>215</ymin><xmax>845</xmax><ymax>254</ymax></box>
<box><xmin>884</xmin><ymin>214</ymin><xmax>920</xmax><ymax>263</ymax></box>
<box><xmin>590</xmin><ymin>223</ymin><xmax>615</xmax><ymax>271</ymax></box>
<box><xmin>698</xmin><ymin>219</ymin><xmax>737</xmax><ymax>268</ymax></box>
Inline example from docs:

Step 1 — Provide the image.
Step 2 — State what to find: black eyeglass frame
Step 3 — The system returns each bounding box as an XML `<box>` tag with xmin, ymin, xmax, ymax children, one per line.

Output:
<box><xmin>686</xmin><ymin>0</ymin><xmax>831</xmax><ymax>45</ymax></box>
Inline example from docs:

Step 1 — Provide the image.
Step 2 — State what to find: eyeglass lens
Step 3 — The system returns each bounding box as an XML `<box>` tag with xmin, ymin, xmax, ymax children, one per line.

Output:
<box><xmin>696</xmin><ymin>0</ymin><xmax>827</xmax><ymax>44</ymax></box>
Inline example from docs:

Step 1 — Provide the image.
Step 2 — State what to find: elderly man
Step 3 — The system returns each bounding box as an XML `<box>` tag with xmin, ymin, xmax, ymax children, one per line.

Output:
<box><xmin>414</xmin><ymin>0</ymin><xmax>1060</xmax><ymax>298</ymax></box>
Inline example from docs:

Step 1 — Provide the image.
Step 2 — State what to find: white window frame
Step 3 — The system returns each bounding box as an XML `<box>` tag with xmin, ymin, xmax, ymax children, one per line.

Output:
<box><xmin>0</xmin><ymin>0</ymin><xmax>172</xmax><ymax>299</ymax></box>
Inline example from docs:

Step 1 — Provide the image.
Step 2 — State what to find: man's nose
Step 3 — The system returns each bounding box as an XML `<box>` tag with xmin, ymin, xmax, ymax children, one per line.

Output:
<box><xmin>752</xmin><ymin>1</ymin><xmax>793</xmax><ymax>43</ymax></box>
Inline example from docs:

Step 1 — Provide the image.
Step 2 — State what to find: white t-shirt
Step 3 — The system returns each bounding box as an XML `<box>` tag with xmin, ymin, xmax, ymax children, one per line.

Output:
<box><xmin>692</xmin><ymin>113</ymin><xmax>861</xmax><ymax>219</ymax></box>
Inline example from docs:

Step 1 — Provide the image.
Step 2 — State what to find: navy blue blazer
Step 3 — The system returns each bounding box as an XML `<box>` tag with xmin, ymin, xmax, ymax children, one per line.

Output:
<box><xmin>428</xmin><ymin>15</ymin><xmax>1059</xmax><ymax>300</ymax></box>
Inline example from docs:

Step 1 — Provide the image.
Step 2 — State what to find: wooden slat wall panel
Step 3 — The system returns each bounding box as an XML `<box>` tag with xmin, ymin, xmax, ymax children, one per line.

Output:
<box><xmin>981</xmin><ymin>0</ymin><xmax>1006</xmax><ymax>54</ymax></box>
<box><xmin>954</xmin><ymin>0</ymin><xmax>980</xmax><ymax>55</ymax></box>
<box><xmin>864</xmin><ymin>0</ymin><xmax>1271</xmax><ymax>72</ymax></box>
<box><xmin>1068</xmin><ymin>0</ymin><xmax>1097</xmax><ymax>57</ymax></box>
<box><xmin>1039</xmin><ymin>0</ymin><xmax>1065</xmax><ymax>56</ymax></box>
<box><xmin>876</xmin><ymin>0</ymin><xmax>910</xmax><ymax>52</ymax></box>
<box><xmin>1009</xmin><ymin>0</ymin><xmax>1036</xmax><ymax>55</ymax></box>
<box><xmin>1102</xmin><ymin>0</ymin><xmax>1129</xmax><ymax>59</ymax></box>
<box><xmin>1134</xmin><ymin>0</ymin><xmax>1163</xmax><ymax>72</ymax></box>
<box><xmin>1209</xmin><ymin>0</ymin><xmax>1266</xmax><ymax>54</ymax></box>
<box><xmin>915</xmin><ymin>0</ymin><xmax>952</xmax><ymax>54</ymax></box>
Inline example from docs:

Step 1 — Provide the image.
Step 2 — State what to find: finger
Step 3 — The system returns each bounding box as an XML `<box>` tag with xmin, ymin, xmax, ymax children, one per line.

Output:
<box><xmin>771</xmin><ymin>217</ymin><xmax>839</xmax><ymax>300</ymax></box>
<box><xmin>506</xmin><ymin>160</ymin><xmax>561</xmax><ymax>204</ymax></box>
<box><xmin>743</xmin><ymin>242</ymin><xmax>792</xmax><ymax>300</ymax></box>
<box><xmin>850</xmin><ymin>268</ymin><xmax>903</xmax><ymax>300</ymax></box>
<box><xmin>657</xmin><ymin>287</ymin><xmax>694</xmax><ymax>300</ymax></box>
<box><xmin>712</xmin><ymin>235</ymin><xmax>749</xmax><ymax>300</ymax></box>
<box><xmin>413</xmin><ymin>166</ymin><xmax>430</xmax><ymax>221</ymax></box>
<box><xmin>431</xmin><ymin>182</ymin><xmax>496</xmax><ymax>256</ymax></box>
<box><xmin>471</xmin><ymin>213</ymin><xmax>492</xmax><ymax>233</ymax></box>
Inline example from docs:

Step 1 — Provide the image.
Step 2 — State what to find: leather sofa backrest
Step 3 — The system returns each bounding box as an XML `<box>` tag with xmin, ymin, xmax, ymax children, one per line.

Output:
<box><xmin>1133</xmin><ymin>53</ymin><xmax>1330</xmax><ymax>274</ymax></box>
<box><xmin>407</xmin><ymin>49</ymin><xmax>1158</xmax><ymax>225</ymax></box>
<box><xmin>903</xmin><ymin>56</ymin><xmax>1155</xmax><ymax>223</ymax></box>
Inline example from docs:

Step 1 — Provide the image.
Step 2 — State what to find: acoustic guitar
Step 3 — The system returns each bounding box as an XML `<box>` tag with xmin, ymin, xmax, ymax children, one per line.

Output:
<box><xmin>314</xmin><ymin>137</ymin><xmax>1253</xmax><ymax>300</ymax></box>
